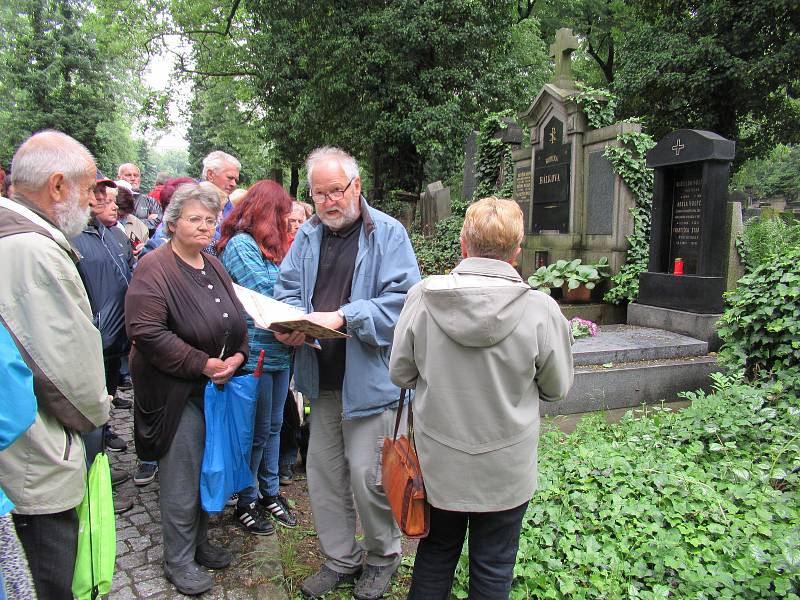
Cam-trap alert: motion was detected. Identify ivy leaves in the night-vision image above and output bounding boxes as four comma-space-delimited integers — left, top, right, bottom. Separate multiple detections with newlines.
604, 128, 656, 305
450, 379, 800, 599
571, 86, 655, 305
411, 110, 518, 276
717, 246, 800, 385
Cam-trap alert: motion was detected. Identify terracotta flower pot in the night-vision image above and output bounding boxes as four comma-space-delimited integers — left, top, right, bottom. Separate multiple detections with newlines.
561, 283, 592, 303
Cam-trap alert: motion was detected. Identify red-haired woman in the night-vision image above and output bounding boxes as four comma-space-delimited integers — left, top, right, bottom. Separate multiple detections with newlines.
218, 180, 297, 534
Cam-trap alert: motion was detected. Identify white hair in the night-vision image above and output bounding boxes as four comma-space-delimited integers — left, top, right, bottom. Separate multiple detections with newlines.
202, 151, 241, 177
162, 182, 223, 239
306, 147, 360, 187
11, 130, 93, 191
117, 162, 140, 177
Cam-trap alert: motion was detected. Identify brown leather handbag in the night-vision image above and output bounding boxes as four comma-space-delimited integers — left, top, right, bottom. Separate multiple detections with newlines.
381, 389, 429, 538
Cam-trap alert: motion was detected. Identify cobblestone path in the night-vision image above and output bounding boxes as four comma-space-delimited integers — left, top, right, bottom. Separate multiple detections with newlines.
108, 387, 289, 599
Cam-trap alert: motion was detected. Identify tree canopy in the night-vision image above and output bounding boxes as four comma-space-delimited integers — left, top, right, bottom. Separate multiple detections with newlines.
1, 0, 798, 196
612, 0, 800, 161
168, 0, 549, 197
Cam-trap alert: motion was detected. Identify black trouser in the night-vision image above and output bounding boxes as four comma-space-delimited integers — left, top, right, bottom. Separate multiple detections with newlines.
13, 509, 79, 600
407, 501, 529, 600
104, 354, 121, 398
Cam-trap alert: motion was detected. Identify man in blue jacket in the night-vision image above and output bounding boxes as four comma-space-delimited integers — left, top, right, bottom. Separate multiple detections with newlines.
72, 172, 134, 476
274, 147, 420, 600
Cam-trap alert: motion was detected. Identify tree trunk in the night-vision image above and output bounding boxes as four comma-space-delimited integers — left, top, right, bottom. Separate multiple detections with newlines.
289, 164, 299, 198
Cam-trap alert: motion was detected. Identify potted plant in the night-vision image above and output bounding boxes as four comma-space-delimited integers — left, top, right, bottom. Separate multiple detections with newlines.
527, 257, 610, 302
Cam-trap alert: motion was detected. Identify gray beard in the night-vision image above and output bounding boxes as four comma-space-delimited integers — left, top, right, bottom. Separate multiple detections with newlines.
319, 198, 360, 232
53, 189, 90, 238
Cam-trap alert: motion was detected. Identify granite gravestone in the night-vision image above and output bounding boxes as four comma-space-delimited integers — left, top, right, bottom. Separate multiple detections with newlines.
419, 181, 451, 236
515, 27, 638, 279
586, 150, 616, 235
532, 116, 571, 233
462, 131, 479, 201
512, 154, 533, 233
638, 129, 735, 313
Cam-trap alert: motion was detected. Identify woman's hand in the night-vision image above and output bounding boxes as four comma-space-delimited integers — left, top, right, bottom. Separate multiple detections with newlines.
204, 353, 245, 385
202, 358, 226, 379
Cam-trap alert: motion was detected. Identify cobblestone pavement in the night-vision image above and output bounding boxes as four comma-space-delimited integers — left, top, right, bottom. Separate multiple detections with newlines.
108, 387, 289, 599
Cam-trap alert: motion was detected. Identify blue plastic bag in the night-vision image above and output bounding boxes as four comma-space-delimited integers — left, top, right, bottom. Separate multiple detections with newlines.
200, 352, 263, 513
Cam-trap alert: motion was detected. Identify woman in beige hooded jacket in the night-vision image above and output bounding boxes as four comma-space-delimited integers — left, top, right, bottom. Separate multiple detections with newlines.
390, 196, 574, 599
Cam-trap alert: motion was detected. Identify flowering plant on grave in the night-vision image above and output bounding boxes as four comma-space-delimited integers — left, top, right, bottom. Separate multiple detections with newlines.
570, 317, 598, 340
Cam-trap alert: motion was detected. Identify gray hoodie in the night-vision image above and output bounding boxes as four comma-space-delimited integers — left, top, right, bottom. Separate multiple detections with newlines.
390, 256, 573, 512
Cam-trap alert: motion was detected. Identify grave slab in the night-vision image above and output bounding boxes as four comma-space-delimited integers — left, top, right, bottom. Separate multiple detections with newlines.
544, 355, 719, 415
571, 325, 708, 366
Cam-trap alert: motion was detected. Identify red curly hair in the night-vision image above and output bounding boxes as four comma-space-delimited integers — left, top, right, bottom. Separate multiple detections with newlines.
217, 179, 292, 263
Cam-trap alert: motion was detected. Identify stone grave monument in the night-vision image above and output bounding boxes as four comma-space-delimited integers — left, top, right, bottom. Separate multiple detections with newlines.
461, 131, 479, 201
507, 31, 727, 416
515, 27, 638, 280
628, 129, 743, 350
418, 181, 451, 235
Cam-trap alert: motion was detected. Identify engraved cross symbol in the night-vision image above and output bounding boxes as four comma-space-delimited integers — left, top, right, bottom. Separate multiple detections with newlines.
549, 127, 557, 144
672, 139, 685, 156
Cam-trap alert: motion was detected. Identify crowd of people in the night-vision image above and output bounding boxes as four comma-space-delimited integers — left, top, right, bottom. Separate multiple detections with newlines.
0, 130, 574, 600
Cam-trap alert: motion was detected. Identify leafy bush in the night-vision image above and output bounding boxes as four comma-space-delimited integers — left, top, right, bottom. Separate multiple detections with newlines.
411, 215, 464, 276
717, 246, 800, 383
731, 144, 800, 205
736, 214, 800, 272
527, 257, 610, 294
452, 376, 800, 599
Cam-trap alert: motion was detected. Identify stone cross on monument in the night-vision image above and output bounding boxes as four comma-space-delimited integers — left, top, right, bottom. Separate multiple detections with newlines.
549, 28, 579, 89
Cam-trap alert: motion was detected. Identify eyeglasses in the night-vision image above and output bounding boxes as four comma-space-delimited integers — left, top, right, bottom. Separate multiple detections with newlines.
181, 215, 218, 228
310, 179, 354, 204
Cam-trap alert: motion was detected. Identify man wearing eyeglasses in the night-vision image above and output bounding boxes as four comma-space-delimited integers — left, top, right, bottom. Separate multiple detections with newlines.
274, 147, 420, 600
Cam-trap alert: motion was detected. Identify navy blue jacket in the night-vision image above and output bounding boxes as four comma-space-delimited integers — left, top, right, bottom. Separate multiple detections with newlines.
72, 220, 133, 355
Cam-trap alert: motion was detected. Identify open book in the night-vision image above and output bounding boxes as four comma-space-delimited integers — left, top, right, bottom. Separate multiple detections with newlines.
233, 284, 348, 347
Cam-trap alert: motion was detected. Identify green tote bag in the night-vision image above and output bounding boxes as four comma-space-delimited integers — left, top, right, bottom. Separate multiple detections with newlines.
72, 451, 117, 600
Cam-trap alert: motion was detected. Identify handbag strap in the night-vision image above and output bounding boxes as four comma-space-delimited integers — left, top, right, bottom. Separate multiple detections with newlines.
392, 389, 410, 441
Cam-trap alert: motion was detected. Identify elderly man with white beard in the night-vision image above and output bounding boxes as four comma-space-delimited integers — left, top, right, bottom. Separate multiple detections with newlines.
0, 130, 110, 598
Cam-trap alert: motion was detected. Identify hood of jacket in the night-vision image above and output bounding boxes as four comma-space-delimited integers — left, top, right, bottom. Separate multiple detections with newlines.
422, 257, 531, 348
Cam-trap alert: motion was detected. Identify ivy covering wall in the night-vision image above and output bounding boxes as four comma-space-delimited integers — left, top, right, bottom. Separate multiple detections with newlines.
573, 86, 655, 305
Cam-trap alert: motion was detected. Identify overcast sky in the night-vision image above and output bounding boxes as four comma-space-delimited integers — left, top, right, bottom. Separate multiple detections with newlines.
143, 37, 190, 151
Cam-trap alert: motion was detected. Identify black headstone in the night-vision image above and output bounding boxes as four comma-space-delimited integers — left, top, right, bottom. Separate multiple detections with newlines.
638, 129, 735, 314
532, 116, 570, 233
586, 151, 615, 235
513, 164, 532, 233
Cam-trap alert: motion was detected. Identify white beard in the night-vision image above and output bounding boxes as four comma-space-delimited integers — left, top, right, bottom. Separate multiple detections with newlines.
53, 187, 90, 238
318, 197, 360, 231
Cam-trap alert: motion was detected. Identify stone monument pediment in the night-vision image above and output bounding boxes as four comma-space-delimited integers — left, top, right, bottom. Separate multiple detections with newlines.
647, 129, 736, 169
518, 83, 583, 140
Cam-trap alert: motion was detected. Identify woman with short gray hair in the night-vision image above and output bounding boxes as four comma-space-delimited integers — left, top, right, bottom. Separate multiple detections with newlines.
390, 197, 574, 599
125, 181, 249, 595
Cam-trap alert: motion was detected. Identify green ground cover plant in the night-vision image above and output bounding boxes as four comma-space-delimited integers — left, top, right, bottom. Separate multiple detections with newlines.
736, 213, 800, 272
718, 245, 800, 386
450, 374, 799, 599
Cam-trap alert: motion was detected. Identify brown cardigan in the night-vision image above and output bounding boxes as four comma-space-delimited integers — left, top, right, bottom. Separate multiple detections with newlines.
125, 243, 249, 460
